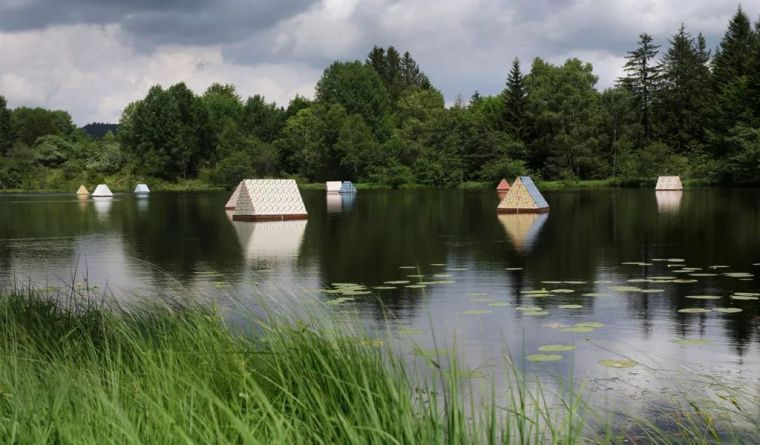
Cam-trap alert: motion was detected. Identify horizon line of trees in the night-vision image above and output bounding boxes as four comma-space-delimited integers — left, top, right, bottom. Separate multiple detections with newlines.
2, 5, 760, 190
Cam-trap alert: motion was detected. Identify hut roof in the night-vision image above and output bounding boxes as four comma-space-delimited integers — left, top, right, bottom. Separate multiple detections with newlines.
339, 181, 357, 193
92, 184, 113, 197
225, 181, 243, 210
497, 176, 549, 213
76, 185, 89, 196
655, 176, 683, 191
232, 179, 308, 221
134, 183, 150, 193
326, 181, 342, 193
496, 179, 510, 191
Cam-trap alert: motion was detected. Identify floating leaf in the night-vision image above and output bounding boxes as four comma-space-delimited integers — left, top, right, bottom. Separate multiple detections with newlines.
538, 344, 576, 352
430, 263, 446, 267
398, 266, 416, 269
609, 286, 642, 292
599, 359, 638, 368
685, 295, 721, 300
648, 276, 676, 280
689, 273, 718, 277
673, 279, 698, 284
373, 286, 397, 290
406, 274, 425, 278
678, 308, 710, 314
506, 267, 523, 271
627, 278, 649, 283
594, 280, 613, 284
550, 289, 575, 294
563, 281, 587, 285
526, 354, 563, 362
622, 262, 652, 266
332, 282, 360, 287
731, 295, 759, 301
543, 323, 569, 329
522, 289, 550, 294
638, 289, 664, 294
712, 307, 743, 313
709, 265, 730, 269
405, 284, 427, 289
667, 258, 685, 262
433, 273, 452, 278
515, 306, 544, 312
488, 302, 512, 307
462, 309, 492, 315
671, 338, 712, 346
734, 292, 760, 296
558, 304, 583, 309
341, 290, 372, 296
541, 281, 563, 284
724, 272, 753, 278
575, 321, 605, 329
523, 310, 550, 316
326, 297, 355, 305
385, 280, 410, 285
447, 267, 469, 271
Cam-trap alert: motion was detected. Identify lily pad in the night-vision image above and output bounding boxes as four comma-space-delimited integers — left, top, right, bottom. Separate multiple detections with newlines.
515, 306, 544, 312
538, 344, 576, 352
563, 281, 587, 285
462, 309, 493, 315
447, 267, 469, 271
522, 289, 550, 294
671, 338, 712, 345
523, 310, 550, 316
326, 297, 355, 305
385, 280, 410, 285
648, 276, 677, 280
526, 353, 563, 362
541, 280, 563, 284
398, 266, 416, 269
678, 308, 710, 313
575, 321, 605, 329
667, 258, 685, 262
341, 290, 372, 296
638, 289, 665, 294
712, 307, 743, 313
488, 302, 511, 307
430, 263, 446, 266
609, 286, 642, 292
689, 273, 718, 277
433, 273, 452, 278
731, 295, 759, 301
406, 274, 425, 278
709, 265, 730, 269
673, 279, 698, 284
373, 286, 397, 290
685, 295, 722, 300
505, 267, 523, 271
627, 278, 649, 283
550, 289, 575, 294
599, 359, 638, 368
405, 284, 427, 289
557, 304, 583, 309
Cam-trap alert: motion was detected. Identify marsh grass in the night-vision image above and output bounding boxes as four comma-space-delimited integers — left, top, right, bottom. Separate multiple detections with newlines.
0, 287, 757, 444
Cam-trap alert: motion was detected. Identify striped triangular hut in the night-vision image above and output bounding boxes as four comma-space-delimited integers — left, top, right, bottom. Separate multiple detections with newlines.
225, 181, 243, 210
655, 176, 683, 191
76, 185, 89, 196
339, 181, 357, 194
232, 179, 308, 221
497, 176, 549, 213
496, 179, 510, 192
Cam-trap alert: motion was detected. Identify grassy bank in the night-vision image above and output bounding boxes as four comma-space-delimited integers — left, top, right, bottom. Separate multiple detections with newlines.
1, 289, 758, 443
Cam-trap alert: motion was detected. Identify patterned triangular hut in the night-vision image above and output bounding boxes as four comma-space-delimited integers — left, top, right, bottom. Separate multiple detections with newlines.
497, 176, 549, 213
655, 176, 683, 191
326, 181, 342, 194
76, 185, 89, 196
92, 184, 113, 197
496, 179, 510, 192
232, 179, 308, 221
225, 181, 243, 210
339, 181, 357, 194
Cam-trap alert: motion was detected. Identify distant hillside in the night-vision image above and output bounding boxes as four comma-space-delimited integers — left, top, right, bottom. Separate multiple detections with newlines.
82, 122, 118, 138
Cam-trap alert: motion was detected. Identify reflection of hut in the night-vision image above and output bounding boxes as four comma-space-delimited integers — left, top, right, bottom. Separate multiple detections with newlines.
496, 179, 510, 192
655, 176, 683, 191
232, 220, 307, 262
134, 183, 150, 194
497, 176, 549, 213
498, 213, 549, 252
232, 179, 308, 221
326, 181, 342, 194
76, 185, 89, 196
225, 181, 243, 210
341, 192, 356, 211
339, 181, 357, 194
92, 197, 112, 220
92, 184, 113, 197
656, 191, 683, 213
327, 193, 342, 213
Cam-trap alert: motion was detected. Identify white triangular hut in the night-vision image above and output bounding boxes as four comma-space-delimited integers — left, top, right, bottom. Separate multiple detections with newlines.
498, 213, 548, 252
134, 183, 150, 194
92, 184, 113, 198
497, 176, 549, 213
232, 179, 308, 221
655, 176, 683, 191
326, 181, 342, 194
225, 181, 243, 210
76, 185, 89, 196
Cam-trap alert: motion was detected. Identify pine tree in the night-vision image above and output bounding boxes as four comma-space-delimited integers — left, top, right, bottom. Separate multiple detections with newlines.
502, 58, 527, 139
712, 6, 755, 87
619, 34, 661, 146
366, 46, 387, 80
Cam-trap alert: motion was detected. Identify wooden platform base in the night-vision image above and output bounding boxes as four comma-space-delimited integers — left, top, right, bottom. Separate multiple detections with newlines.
655, 189, 683, 191
232, 214, 308, 221
225, 206, 235, 210
497, 208, 550, 214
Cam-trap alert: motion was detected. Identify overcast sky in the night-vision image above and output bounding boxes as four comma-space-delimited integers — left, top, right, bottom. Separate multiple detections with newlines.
1, 0, 759, 125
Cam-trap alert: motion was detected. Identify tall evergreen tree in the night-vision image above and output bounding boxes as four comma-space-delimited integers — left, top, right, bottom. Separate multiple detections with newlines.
0, 96, 15, 155
712, 6, 755, 87
366, 46, 387, 80
502, 58, 527, 140
619, 34, 661, 147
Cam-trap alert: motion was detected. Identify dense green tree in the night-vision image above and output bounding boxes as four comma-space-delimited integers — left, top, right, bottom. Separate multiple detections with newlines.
334, 114, 379, 180
12, 107, 75, 146
619, 34, 661, 146
243, 95, 286, 143
598, 87, 638, 178
502, 58, 528, 139
315, 61, 390, 129
0, 96, 14, 155
712, 7, 755, 87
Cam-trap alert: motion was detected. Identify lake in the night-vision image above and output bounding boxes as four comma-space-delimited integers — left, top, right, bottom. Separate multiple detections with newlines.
1, 188, 759, 415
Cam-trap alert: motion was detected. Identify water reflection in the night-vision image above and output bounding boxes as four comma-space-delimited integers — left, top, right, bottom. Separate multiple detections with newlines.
92, 197, 113, 221
655, 191, 683, 214
326, 193, 342, 213
497, 213, 548, 252
341, 192, 356, 212
231, 220, 307, 262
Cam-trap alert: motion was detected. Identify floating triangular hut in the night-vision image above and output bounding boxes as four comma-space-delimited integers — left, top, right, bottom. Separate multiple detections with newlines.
232, 179, 308, 221
496, 179, 510, 192
497, 176, 549, 213
76, 185, 89, 196
225, 181, 243, 210
134, 183, 150, 194
326, 181, 342, 194
655, 176, 683, 191
91, 184, 113, 198
339, 181, 357, 194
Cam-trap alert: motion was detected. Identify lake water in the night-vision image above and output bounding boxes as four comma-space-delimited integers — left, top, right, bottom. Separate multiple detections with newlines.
1, 189, 759, 416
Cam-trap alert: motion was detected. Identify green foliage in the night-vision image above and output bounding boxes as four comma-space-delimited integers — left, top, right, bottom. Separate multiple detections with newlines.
618, 141, 688, 183
12, 107, 75, 146
0, 96, 14, 155
315, 61, 390, 129
619, 34, 661, 146
502, 58, 527, 138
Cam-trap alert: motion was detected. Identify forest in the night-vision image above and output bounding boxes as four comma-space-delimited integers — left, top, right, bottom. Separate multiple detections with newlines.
1, 7, 760, 190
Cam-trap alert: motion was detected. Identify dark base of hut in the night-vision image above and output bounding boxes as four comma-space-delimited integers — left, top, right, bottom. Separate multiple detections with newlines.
655, 189, 683, 191
497, 208, 550, 214
224, 206, 235, 210
232, 214, 308, 221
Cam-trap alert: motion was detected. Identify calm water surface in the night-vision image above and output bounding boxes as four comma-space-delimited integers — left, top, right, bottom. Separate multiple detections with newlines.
1, 189, 759, 412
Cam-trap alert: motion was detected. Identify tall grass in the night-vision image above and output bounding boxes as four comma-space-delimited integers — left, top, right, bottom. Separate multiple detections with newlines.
0, 288, 756, 443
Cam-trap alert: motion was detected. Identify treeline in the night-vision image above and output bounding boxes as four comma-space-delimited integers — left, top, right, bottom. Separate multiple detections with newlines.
2, 7, 760, 190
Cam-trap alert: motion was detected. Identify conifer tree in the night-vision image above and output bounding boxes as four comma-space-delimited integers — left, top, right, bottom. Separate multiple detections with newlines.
619, 34, 661, 146
502, 58, 527, 140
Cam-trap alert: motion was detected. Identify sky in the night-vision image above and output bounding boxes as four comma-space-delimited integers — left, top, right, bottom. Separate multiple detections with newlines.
1, 0, 759, 125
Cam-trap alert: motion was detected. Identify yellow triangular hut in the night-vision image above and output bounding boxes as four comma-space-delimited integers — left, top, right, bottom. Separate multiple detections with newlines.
232, 179, 308, 221
497, 176, 549, 213
655, 176, 683, 191
225, 181, 243, 210
76, 185, 89, 196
